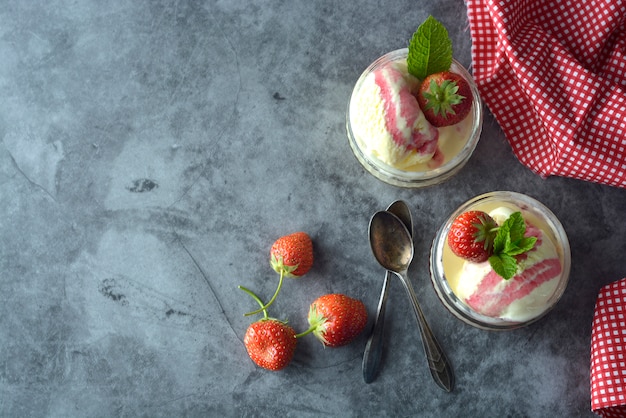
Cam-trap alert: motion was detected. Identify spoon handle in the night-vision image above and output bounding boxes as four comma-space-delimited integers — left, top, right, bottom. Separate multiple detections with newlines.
396, 271, 454, 392
362, 270, 391, 383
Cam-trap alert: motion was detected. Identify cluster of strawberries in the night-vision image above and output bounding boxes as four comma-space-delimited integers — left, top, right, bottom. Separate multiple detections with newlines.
240, 232, 368, 371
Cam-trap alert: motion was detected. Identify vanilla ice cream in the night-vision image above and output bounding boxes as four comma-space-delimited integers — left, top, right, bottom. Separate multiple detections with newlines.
430, 192, 570, 330
348, 53, 475, 172
442, 204, 565, 323
445, 207, 563, 322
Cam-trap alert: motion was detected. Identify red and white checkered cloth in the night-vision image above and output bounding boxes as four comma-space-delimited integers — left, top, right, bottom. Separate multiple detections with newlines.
591, 278, 626, 417
466, 0, 626, 188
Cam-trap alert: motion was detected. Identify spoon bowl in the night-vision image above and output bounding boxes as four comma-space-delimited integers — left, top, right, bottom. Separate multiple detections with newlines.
388, 201, 413, 238
369, 212, 413, 273
369, 211, 454, 392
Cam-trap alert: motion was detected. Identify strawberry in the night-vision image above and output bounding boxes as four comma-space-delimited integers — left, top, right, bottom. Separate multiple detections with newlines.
244, 319, 297, 371
244, 232, 314, 317
447, 210, 498, 263
270, 232, 313, 278
306, 294, 367, 347
416, 71, 473, 127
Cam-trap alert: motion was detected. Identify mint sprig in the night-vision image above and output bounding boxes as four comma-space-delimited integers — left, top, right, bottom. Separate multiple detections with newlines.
488, 212, 537, 280
407, 15, 453, 80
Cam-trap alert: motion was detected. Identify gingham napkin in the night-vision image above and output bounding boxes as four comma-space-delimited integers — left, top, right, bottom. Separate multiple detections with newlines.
591, 278, 626, 417
466, 0, 626, 188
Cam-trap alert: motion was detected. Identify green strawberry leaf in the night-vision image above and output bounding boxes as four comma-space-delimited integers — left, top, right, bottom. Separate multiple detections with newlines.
489, 253, 518, 281
407, 16, 452, 80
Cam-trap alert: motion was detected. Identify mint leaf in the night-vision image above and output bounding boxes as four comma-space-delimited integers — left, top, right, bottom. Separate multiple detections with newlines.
493, 219, 510, 253
489, 253, 518, 281
407, 16, 453, 79
489, 211, 538, 280
506, 212, 526, 242
517, 236, 537, 253
506, 237, 537, 256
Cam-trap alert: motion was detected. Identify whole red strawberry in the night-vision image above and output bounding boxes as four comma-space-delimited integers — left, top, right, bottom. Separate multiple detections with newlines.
306, 294, 367, 347
243, 232, 314, 317
270, 232, 314, 278
416, 71, 473, 127
447, 210, 498, 263
244, 319, 297, 371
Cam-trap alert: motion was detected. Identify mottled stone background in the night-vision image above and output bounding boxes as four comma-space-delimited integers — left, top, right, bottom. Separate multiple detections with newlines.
1, 1, 624, 417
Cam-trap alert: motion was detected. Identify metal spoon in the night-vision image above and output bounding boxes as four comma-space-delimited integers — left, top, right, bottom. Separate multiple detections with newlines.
369, 210, 454, 392
362, 200, 413, 383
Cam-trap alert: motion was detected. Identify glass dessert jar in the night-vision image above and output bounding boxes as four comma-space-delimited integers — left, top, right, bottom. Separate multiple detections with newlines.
346, 48, 483, 188
429, 191, 571, 330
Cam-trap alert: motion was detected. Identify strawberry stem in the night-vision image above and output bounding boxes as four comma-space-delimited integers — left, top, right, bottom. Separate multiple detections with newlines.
294, 303, 327, 343
238, 285, 268, 319
295, 327, 315, 339
243, 270, 285, 317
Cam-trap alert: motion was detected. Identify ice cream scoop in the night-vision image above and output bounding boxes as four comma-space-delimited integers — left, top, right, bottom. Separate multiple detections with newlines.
350, 61, 439, 169
451, 207, 562, 322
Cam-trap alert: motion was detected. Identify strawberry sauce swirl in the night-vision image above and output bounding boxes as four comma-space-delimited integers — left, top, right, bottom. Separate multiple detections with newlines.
374, 65, 439, 156
465, 223, 562, 318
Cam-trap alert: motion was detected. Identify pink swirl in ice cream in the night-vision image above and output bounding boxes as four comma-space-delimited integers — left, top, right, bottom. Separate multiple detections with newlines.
446, 207, 563, 322
373, 63, 439, 156
350, 61, 440, 169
